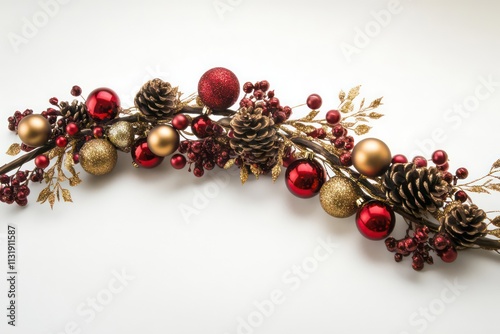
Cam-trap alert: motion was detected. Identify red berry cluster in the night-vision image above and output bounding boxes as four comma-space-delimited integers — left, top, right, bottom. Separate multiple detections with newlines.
240, 80, 292, 125
7, 109, 33, 132
385, 226, 434, 271
430, 232, 458, 263
177, 137, 232, 177
0, 169, 43, 206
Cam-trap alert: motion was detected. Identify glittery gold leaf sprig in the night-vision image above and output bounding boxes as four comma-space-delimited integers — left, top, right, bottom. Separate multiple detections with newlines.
6, 143, 21, 156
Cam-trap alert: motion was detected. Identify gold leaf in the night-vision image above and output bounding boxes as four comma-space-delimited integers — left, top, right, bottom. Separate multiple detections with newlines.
359, 98, 365, 110
240, 166, 248, 185
44, 168, 54, 183
368, 97, 383, 109
291, 122, 317, 134
6, 143, 21, 156
354, 124, 371, 135
491, 216, 500, 227
224, 159, 235, 170
347, 86, 361, 101
491, 159, 500, 170
48, 147, 64, 159
69, 176, 82, 187
355, 117, 368, 122
58, 172, 67, 183
488, 229, 500, 238
64, 152, 74, 170
368, 112, 384, 119
467, 186, 490, 194
48, 193, 56, 209
301, 109, 320, 122
486, 183, 500, 192
37, 188, 51, 203
62, 189, 72, 202
339, 90, 346, 103
342, 121, 356, 128
340, 101, 354, 113
272, 164, 282, 182
250, 165, 261, 179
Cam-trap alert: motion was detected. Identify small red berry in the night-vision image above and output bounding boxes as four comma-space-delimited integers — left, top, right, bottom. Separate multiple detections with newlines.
49, 97, 59, 105
172, 114, 190, 130
71, 85, 82, 97
412, 156, 427, 168
456, 167, 469, 179
55, 136, 68, 147
439, 246, 458, 263
454, 190, 468, 203
35, 155, 50, 169
65, 122, 79, 136
332, 124, 345, 138
392, 154, 408, 164
340, 152, 352, 167
325, 110, 341, 125
170, 154, 187, 169
306, 94, 322, 110
93, 126, 104, 138
437, 162, 449, 171
259, 80, 270, 92
432, 150, 448, 166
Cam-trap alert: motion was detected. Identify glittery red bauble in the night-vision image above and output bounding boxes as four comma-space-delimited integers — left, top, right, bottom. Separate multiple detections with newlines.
197, 67, 240, 110
131, 138, 164, 168
86, 88, 120, 122
191, 115, 213, 138
356, 201, 395, 240
285, 159, 325, 198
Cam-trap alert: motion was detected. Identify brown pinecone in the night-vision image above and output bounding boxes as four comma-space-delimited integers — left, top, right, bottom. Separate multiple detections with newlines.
230, 106, 280, 169
59, 100, 90, 128
382, 163, 452, 217
134, 78, 179, 117
440, 202, 487, 248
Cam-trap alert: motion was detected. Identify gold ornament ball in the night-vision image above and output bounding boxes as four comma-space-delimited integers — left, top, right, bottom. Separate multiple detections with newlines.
352, 138, 392, 177
147, 125, 180, 157
79, 139, 118, 176
108, 121, 135, 151
319, 176, 364, 218
17, 114, 51, 147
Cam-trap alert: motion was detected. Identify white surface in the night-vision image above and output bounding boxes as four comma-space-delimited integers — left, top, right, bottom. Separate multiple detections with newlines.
1, 1, 500, 333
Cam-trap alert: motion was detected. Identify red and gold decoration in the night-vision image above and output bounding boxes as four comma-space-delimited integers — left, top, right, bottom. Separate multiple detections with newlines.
2, 67, 500, 272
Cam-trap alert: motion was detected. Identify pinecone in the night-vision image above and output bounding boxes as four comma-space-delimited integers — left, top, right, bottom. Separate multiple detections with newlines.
382, 163, 452, 217
229, 106, 280, 169
440, 202, 487, 248
59, 100, 90, 128
134, 78, 179, 117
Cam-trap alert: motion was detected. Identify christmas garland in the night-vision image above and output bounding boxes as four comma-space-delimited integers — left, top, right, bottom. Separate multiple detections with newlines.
1, 67, 500, 271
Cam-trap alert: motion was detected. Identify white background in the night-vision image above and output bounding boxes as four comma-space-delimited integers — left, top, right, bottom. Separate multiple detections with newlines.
1, 0, 500, 333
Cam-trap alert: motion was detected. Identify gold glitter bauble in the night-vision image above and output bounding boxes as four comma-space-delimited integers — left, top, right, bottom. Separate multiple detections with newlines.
108, 121, 135, 151
147, 125, 179, 157
17, 114, 51, 147
79, 139, 117, 176
319, 176, 364, 218
352, 138, 392, 177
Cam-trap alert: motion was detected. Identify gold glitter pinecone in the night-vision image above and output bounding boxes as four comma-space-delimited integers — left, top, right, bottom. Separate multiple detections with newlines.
440, 202, 487, 249
382, 163, 452, 217
59, 100, 90, 128
229, 106, 280, 169
134, 78, 179, 117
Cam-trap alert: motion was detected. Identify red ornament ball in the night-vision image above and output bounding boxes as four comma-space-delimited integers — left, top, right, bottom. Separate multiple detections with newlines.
191, 115, 213, 138
35, 155, 50, 169
306, 94, 322, 110
198, 67, 240, 110
412, 156, 428, 168
356, 201, 395, 240
55, 136, 68, 148
86, 87, 120, 122
285, 159, 325, 198
439, 246, 458, 263
131, 138, 164, 168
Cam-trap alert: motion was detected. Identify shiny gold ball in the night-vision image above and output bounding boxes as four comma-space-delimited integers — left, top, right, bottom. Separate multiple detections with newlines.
147, 125, 179, 157
352, 138, 392, 177
319, 176, 364, 218
108, 121, 135, 151
79, 139, 117, 176
17, 114, 51, 147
